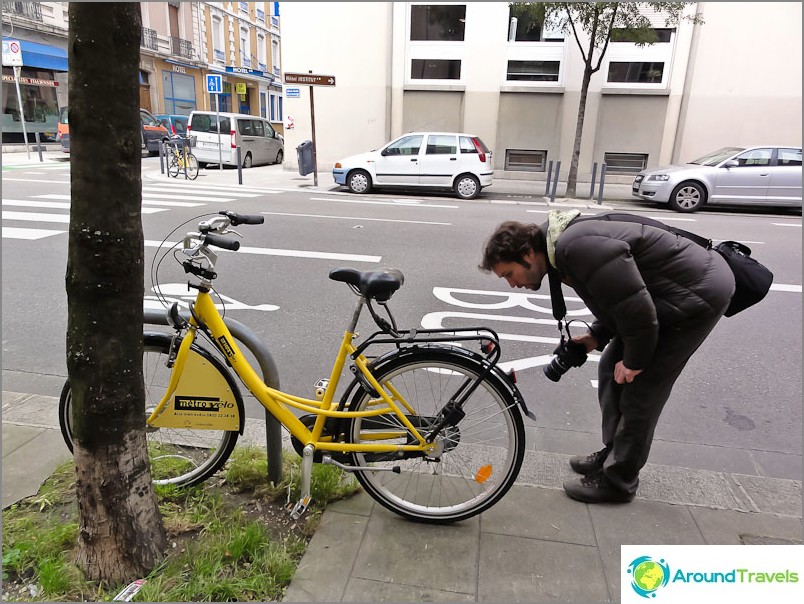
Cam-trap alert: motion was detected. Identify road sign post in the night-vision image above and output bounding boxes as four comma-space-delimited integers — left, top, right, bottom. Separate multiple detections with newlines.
284, 72, 336, 186
206, 74, 224, 170
3, 40, 30, 158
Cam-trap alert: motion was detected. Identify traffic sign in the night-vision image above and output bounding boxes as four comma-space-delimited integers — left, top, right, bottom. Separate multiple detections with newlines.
284, 72, 336, 87
286, 87, 300, 98
2, 39, 23, 67
206, 73, 223, 94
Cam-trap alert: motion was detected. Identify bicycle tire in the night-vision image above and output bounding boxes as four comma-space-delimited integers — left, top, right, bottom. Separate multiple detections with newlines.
347, 348, 525, 523
166, 153, 180, 178
58, 333, 240, 487
184, 153, 199, 180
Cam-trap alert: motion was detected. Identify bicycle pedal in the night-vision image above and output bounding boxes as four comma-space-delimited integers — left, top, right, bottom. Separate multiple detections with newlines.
289, 495, 312, 520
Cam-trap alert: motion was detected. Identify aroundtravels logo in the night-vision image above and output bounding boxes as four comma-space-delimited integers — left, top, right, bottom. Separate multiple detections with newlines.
627, 556, 671, 598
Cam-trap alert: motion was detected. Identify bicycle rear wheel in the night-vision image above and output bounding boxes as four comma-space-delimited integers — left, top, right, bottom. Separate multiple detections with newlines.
184, 153, 199, 180
347, 348, 525, 523
166, 152, 180, 178
58, 333, 240, 487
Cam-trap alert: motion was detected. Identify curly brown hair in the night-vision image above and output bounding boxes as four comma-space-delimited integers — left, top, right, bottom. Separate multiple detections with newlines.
478, 221, 544, 272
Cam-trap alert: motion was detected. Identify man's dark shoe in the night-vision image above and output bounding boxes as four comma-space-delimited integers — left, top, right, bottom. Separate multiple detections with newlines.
569, 447, 609, 475
563, 471, 635, 504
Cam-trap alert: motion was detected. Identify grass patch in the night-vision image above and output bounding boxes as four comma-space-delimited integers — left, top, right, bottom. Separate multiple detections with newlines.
1, 447, 360, 602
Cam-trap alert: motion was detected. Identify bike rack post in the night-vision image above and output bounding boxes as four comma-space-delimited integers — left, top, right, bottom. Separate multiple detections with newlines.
597, 163, 607, 205
236, 146, 243, 185
550, 160, 561, 203
544, 160, 554, 196
34, 132, 43, 162
143, 308, 284, 484
589, 162, 598, 200
159, 141, 165, 175
182, 138, 189, 180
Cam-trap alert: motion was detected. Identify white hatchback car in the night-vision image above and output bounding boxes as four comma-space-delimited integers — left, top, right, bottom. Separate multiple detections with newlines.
632, 145, 802, 212
332, 132, 493, 200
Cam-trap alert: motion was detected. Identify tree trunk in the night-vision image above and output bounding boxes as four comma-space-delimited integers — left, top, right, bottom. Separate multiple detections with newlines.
565, 66, 593, 199
66, 3, 166, 583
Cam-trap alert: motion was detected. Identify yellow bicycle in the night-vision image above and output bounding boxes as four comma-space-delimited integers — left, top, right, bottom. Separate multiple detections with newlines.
164, 136, 199, 180
59, 211, 531, 522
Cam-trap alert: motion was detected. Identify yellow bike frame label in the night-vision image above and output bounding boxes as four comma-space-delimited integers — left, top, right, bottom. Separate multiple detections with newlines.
149, 348, 240, 431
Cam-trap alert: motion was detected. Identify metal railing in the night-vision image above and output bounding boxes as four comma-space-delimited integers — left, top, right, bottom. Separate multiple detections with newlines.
170, 36, 194, 59
141, 27, 158, 51
3, 1, 42, 21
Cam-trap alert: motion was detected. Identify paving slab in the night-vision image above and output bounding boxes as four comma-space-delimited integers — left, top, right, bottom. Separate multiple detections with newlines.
732, 473, 803, 517
2, 427, 71, 509
689, 507, 803, 545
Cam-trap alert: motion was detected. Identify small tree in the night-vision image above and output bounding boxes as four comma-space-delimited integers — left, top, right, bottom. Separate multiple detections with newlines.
66, 2, 166, 583
530, 2, 702, 197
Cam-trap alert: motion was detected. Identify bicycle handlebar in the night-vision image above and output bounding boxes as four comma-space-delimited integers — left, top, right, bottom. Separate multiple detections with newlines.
219, 211, 264, 226
204, 232, 240, 251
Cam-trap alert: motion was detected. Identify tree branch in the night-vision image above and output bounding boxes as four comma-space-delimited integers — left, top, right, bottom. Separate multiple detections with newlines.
592, 3, 619, 73
563, 2, 588, 64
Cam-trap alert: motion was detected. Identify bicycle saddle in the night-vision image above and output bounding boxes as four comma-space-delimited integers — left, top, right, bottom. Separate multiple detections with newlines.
329, 267, 404, 302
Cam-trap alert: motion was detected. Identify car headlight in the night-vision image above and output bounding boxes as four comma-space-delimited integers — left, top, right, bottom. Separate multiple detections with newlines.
648, 174, 670, 182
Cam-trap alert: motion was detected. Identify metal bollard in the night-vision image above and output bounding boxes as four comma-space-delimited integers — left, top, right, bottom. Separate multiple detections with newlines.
159, 141, 165, 175
550, 160, 561, 203
597, 163, 607, 205
34, 132, 44, 162
589, 162, 598, 200
236, 146, 243, 185
545, 160, 554, 196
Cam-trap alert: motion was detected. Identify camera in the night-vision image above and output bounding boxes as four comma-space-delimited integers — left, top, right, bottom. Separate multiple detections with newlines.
543, 338, 588, 382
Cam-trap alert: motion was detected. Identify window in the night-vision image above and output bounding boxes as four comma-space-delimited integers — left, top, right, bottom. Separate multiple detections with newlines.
505, 149, 547, 172
411, 59, 461, 80
240, 27, 250, 67
777, 148, 802, 167
162, 71, 197, 115
604, 152, 648, 175
611, 28, 673, 43
271, 39, 280, 74
257, 33, 267, 71
734, 148, 772, 167
410, 4, 466, 41
506, 60, 559, 82
190, 113, 231, 134
252, 120, 265, 137
507, 4, 563, 41
212, 16, 224, 62
238, 119, 255, 135
426, 134, 457, 155
383, 135, 424, 156
607, 62, 664, 83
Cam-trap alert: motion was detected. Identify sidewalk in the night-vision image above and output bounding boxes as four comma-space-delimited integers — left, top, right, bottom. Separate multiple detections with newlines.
2, 391, 801, 602
2, 145, 633, 208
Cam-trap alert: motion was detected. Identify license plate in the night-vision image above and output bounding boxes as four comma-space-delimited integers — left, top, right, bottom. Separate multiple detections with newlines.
199, 141, 217, 149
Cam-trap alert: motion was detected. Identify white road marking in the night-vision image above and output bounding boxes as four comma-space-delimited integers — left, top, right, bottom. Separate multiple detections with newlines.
144, 240, 381, 263
3, 199, 70, 209
142, 186, 261, 198
260, 211, 451, 226
309, 197, 458, 209
2, 227, 66, 240
1, 178, 70, 184
770, 284, 802, 292
772, 222, 802, 227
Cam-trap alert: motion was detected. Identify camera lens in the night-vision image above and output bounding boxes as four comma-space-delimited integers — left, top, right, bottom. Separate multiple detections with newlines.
543, 357, 570, 382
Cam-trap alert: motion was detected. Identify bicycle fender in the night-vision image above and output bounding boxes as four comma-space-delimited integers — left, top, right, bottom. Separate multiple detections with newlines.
145, 332, 246, 434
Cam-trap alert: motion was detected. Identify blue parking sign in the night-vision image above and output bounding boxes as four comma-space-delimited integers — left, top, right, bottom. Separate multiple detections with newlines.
206, 74, 223, 94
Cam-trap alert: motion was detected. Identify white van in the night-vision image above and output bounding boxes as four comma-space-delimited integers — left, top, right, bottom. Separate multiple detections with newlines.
187, 111, 284, 168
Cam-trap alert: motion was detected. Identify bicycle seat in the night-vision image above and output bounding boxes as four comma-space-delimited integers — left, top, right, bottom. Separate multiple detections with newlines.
329, 267, 404, 301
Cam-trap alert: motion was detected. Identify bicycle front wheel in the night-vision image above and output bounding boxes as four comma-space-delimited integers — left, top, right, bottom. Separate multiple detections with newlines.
166, 153, 180, 178
347, 348, 525, 523
184, 153, 199, 180
58, 333, 240, 487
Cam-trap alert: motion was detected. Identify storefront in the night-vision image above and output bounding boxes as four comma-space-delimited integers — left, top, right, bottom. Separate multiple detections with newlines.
207, 65, 280, 131
1, 39, 68, 143
140, 57, 206, 117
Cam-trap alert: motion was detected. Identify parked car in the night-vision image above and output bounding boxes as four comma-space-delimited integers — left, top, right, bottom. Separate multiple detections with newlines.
187, 110, 284, 168
332, 132, 494, 200
56, 107, 169, 156
156, 114, 189, 137
57, 106, 69, 152
632, 146, 802, 212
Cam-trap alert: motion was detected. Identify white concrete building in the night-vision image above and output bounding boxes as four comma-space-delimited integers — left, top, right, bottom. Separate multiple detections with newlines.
279, 1, 802, 188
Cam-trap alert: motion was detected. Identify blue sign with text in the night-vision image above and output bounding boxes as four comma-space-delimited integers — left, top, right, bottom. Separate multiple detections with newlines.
286, 87, 300, 98
206, 74, 223, 94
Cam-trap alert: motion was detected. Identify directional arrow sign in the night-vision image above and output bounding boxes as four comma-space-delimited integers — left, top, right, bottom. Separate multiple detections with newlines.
284, 72, 336, 87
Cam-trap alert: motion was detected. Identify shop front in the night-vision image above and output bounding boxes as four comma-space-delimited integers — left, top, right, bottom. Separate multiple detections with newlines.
207, 66, 278, 121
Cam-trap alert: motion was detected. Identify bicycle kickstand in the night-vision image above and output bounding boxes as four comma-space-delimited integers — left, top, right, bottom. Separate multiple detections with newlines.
290, 443, 314, 520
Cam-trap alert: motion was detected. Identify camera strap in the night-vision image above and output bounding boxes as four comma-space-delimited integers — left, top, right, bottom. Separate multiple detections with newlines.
547, 267, 567, 326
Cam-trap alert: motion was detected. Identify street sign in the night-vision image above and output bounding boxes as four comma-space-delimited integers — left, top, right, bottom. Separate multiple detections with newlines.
206, 73, 223, 94
284, 72, 336, 87
286, 87, 300, 98
2, 39, 23, 67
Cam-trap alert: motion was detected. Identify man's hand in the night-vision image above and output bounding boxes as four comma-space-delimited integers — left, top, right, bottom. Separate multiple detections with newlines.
571, 333, 599, 353
614, 361, 643, 384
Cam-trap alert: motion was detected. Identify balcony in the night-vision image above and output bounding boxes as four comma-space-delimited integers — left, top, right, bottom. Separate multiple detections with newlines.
213, 49, 225, 63
141, 27, 158, 51
171, 36, 194, 60
3, 2, 43, 21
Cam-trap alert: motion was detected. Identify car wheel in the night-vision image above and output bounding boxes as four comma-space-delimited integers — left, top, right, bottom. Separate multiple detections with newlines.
275, 149, 284, 164
242, 152, 253, 169
197, 161, 207, 169
668, 181, 706, 212
454, 174, 480, 200
347, 169, 372, 194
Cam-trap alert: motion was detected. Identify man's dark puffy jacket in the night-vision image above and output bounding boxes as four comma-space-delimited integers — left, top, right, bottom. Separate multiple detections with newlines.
552, 220, 734, 370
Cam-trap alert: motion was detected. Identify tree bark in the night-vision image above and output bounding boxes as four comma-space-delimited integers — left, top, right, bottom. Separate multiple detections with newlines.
66, 2, 166, 583
566, 66, 594, 199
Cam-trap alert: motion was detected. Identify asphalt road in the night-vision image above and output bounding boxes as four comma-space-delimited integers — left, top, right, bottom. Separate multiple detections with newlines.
2, 157, 801, 482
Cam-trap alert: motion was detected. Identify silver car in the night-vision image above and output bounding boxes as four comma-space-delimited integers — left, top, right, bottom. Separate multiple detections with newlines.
632, 146, 802, 212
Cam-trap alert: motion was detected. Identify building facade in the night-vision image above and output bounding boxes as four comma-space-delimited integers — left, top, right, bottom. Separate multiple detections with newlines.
2, 2, 283, 143
279, 2, 802, 187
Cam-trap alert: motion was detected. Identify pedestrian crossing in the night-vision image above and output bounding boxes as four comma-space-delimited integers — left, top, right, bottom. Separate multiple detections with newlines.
1, 179, 273, 241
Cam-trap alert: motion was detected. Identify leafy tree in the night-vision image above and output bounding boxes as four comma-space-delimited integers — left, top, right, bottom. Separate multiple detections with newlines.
66, 2, 166, 583
529, 2, 703, 197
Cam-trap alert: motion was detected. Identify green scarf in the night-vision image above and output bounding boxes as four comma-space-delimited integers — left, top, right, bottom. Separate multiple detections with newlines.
546, 209, 581, 269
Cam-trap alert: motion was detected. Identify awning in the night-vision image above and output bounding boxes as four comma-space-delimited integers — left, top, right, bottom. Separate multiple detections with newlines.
20, 40, 68, 71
